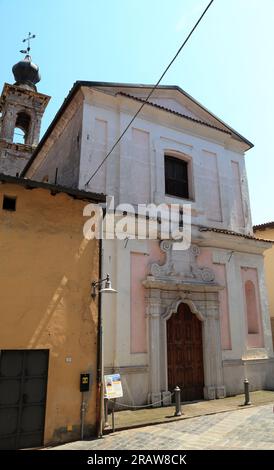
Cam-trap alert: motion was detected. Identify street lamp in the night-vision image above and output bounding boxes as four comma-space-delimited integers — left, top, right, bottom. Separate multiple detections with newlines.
91, 274, 117, 298
91, 274, 117, 438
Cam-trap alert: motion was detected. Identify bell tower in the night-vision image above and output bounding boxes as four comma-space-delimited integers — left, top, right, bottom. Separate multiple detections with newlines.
0, 33, 50, 176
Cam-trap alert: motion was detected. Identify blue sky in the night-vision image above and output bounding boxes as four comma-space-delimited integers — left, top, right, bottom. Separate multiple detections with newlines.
1, 0, 273, 225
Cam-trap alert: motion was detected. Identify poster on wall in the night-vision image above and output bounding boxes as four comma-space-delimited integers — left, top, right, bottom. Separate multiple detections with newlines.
104, 373, 123, 399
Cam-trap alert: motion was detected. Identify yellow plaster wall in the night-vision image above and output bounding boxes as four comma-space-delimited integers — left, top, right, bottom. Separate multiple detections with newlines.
0, 183, 99, 445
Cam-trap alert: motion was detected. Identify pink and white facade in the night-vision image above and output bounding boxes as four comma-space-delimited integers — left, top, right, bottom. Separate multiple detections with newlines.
23, 82, 274, 405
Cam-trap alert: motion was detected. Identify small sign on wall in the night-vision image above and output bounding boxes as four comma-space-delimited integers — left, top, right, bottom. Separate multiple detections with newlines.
80, 373, 90, 392
104, 373, 123, 399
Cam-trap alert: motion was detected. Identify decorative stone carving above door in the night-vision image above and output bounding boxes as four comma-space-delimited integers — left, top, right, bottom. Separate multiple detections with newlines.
149, 240, 215, 283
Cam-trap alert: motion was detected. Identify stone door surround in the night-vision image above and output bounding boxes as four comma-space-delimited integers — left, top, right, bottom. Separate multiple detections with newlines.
143, 241, 226, 406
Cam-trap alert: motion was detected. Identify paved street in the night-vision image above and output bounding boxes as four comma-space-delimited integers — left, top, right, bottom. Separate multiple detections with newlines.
53, 404, 274, 450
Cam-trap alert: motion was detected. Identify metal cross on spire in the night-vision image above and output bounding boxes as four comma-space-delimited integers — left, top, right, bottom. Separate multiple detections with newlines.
20, 32, 36, 55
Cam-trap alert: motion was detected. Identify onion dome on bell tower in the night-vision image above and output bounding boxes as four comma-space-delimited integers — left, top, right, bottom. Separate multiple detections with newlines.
12, 33, 41, 91
12, 54, 41, 91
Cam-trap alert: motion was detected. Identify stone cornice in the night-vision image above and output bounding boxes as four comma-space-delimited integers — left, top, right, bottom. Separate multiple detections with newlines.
196, 229, 271, 253
143, 276, 224, 292
0, 82, 50, 109
0, 138, 33, 153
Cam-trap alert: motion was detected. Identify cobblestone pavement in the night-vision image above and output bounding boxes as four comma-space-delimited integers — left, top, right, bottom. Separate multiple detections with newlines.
52, 404, 274, 450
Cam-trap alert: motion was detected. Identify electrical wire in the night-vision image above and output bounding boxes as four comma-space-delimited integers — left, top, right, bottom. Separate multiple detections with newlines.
85, 0, 214, 187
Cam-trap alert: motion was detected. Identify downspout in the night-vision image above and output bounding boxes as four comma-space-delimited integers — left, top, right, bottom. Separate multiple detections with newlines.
95, 236, 103, 437
96, 229, 106, 438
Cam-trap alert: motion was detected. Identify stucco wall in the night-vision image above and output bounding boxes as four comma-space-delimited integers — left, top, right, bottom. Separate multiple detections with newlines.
254, 227, 274, 345
0, 183, 99, 445
197, 248, 231, 351
254, 228, 274, 317
102, 239, 165, 405
28, 98, 84, 188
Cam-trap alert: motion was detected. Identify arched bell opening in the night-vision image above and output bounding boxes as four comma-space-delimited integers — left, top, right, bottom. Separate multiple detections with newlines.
13, 112, 31, 144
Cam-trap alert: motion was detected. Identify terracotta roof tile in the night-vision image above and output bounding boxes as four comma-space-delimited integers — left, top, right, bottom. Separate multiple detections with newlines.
117, 92, 232, 136
199, 226, 273, 243
253, 222, 274, 231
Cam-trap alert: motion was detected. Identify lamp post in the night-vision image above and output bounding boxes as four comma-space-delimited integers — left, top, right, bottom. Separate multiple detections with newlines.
91, 274, 117, 438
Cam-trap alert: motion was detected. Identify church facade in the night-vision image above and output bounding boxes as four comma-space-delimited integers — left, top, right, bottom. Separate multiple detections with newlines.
22, 82, 274, 406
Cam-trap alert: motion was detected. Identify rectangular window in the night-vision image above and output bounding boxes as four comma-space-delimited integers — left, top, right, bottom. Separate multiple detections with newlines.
2, 195, 16, 211
165, 155, 189, 199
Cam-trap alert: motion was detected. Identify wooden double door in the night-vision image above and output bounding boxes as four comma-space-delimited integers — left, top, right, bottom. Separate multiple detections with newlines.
167, 303, 204, 402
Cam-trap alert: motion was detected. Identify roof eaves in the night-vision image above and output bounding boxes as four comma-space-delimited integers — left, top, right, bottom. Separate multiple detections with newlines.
0, 173, 106, 203
199, 226, 273, 244
172, 85, 254, 150
253, 222, 274, 231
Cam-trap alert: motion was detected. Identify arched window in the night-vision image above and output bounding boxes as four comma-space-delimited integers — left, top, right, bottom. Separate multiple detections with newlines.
13, 112, 31, 144
245, 280, 259, 334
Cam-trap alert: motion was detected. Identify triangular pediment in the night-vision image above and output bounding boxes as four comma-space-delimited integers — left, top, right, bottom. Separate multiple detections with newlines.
122, 88, 221, 129
148, 97, 202, 121
90, 82, 253, 150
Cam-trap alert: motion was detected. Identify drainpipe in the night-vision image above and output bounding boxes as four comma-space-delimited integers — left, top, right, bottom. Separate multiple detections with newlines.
96, 237, 104, 438
80, 393, 86, 440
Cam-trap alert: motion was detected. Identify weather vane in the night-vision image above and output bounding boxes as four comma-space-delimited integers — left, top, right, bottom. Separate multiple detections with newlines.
20, 32, 36, 55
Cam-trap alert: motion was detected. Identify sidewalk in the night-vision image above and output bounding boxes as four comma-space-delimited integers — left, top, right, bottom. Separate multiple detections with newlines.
105, 390, 274, 433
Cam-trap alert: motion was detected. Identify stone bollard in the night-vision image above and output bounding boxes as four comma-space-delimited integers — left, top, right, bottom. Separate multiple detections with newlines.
244, 379, 251, 406
174, 386, 182, 416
